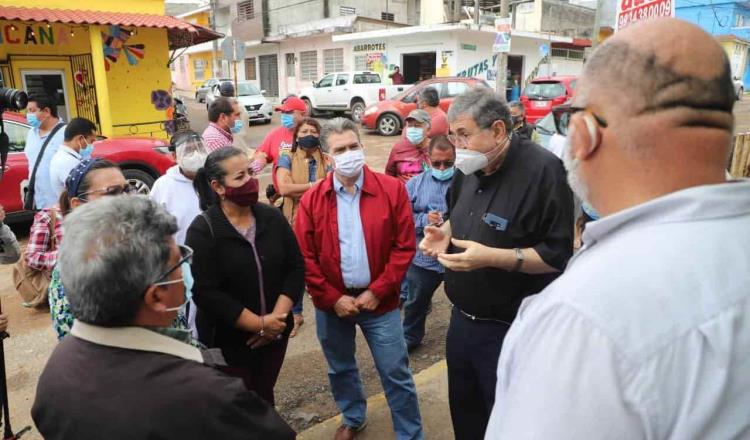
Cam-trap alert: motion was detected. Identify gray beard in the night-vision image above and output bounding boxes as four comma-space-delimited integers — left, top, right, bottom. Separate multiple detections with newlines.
563, 146, 591, 206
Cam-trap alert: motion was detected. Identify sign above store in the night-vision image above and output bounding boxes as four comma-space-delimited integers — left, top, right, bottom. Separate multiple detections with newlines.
353, 43, 386, 52
461, 43, 477, 51
0, 24, 74, 46
616, 0, 674, 31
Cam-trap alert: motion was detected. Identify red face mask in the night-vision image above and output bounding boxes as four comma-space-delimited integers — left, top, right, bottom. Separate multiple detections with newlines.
224, 177, 259, 206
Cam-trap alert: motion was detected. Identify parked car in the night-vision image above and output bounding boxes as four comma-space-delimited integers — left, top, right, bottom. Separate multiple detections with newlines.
360, 77, 490, 136
0, 111, 174, 222
195, 77, 230, 103
298, 71, 411, 123
520, 76, 577, 124
204, 80, 273, 125
734, 76, 744, 100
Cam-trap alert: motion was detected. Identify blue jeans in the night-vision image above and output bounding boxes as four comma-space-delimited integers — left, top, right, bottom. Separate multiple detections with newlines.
403, 265, 443, 349
316, 308, 424, 440
399, 278, 409, 304
292, 297, 303, 315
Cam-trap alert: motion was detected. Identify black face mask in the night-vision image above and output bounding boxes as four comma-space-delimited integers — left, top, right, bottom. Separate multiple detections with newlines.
512, 116, 524, 126
297, 135, 320, 150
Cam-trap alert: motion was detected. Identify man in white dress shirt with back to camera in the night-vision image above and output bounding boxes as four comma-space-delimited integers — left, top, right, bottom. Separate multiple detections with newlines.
487, 18, 750, 439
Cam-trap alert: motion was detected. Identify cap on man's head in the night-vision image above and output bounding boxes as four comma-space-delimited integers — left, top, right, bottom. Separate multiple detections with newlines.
405, 109, 431, 125
275, 96, 307, 113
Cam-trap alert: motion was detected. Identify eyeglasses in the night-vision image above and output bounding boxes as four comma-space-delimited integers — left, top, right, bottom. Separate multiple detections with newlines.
153, 245, 193, 286
552, 105, 608, 137
447, 133, 480, 148
78, 183, 134, 199
430, 160, 454, 169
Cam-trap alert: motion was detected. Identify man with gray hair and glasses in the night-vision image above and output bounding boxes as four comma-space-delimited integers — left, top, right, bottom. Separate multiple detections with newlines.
486, 18, 750, 439
420, 86, 574, 438
31, 196, 294, 440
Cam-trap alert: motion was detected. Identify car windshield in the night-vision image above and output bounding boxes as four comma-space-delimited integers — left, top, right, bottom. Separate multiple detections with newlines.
524, 82, 566, 100
237, 83, 261, 96
353, 73, 382, 84
534, 112, 557, 135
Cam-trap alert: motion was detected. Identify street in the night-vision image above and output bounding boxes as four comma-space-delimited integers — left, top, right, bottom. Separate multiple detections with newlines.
1, 92, 749, 440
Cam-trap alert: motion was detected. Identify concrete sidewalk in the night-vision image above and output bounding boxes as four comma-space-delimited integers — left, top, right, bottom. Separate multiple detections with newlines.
299, 360, 453, 440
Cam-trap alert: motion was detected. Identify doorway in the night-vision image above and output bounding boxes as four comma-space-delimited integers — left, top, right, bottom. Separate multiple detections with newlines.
21, 70, 71, 121
506, 55, 524, 101
402, 52, 436, 84
259, 54, 279, 97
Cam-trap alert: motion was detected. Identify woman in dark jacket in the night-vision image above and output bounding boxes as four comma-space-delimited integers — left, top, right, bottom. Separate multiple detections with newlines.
186, 147, 304, 405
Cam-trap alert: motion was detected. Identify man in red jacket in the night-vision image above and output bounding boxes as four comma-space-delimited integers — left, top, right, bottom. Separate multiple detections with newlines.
295, 118, 423, 440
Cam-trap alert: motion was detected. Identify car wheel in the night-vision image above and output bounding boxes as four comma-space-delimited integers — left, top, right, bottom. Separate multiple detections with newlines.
123, 169, 156, 195
302, 98, 316, 116
350, 101, 365, 123
377, 114, 401, 136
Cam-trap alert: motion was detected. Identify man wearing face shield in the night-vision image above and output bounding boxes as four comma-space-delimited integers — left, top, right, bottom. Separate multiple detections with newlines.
419, 87, 573, 439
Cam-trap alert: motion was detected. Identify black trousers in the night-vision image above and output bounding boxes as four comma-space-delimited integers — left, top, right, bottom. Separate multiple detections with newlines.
446, 307, 511, 440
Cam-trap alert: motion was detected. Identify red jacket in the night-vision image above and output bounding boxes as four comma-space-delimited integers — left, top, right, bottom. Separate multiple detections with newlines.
294, 166, 416, 314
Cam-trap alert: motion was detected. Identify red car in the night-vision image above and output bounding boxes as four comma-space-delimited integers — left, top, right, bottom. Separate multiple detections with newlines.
1, 111, 174, 222
360, 77, 490, 136
520, 75, 577, 124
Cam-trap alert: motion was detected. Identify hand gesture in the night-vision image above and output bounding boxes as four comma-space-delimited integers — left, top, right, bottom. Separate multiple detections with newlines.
419, 225, 451, 257
427, 211, 443, 226
354, 290, 380, 312
437, 238, 493, 272
333, 295, 360, 318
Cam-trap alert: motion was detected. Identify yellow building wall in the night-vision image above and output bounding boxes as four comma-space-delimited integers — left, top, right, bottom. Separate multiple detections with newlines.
103, 27, 173, 139
183, 12, 211, 28
0, 0, 165, 15
188, 51, 220, 90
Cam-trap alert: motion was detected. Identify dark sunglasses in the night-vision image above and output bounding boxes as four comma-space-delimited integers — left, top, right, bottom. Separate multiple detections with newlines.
552, 105, 608, 137
79, 183, 134, 199
431, 160, 455, 168
153, 245, 194, 284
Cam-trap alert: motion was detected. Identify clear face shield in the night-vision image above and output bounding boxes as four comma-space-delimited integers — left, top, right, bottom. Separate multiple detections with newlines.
173, 134, 208, 174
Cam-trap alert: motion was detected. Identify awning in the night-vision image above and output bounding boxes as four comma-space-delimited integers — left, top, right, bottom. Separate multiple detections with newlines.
0, 5, 223, 49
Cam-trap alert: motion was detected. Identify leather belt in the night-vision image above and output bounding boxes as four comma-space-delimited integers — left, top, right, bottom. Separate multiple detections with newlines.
345, 288, 367, 297
453, 305, 512, 326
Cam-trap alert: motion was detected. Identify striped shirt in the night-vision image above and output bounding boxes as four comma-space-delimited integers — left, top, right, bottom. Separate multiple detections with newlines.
405, 170, 451, 273
201, 122, 233, 152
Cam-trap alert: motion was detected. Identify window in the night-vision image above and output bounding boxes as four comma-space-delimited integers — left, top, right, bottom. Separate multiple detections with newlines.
286, 53, 296, 77
5, 121, 29, 152
244, 57, 257, 80
354, 55, 367, 71
318, 74, 334, 88
523, 82, 566, 99
551, 48, 567, 58
567, 49, 584, 60
444, 82, 469, 97
381, 12, 395, 21
194, 59, 205, 81
736, 14, 745, 27
237, 0, 255, 21
300, 50, 318, 81
336, 74, 349, 86
353, 73, 381, 84
323, 48, 344, 75
340, 6, 356, 15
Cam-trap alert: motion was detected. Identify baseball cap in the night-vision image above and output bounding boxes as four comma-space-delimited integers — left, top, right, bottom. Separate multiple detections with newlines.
405, 109, 431, 125
275, 96, 307, 113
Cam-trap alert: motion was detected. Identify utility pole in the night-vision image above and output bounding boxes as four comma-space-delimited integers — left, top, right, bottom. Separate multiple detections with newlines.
210, 0, 219, 77
495, 0, 510, 99
475, 0, 481, 24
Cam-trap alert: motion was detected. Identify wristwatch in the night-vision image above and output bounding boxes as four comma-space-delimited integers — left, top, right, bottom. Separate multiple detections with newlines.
512, 248, 524, 272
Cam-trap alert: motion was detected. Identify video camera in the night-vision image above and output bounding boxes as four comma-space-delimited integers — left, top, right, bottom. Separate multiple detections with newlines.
0, 87, 29, 180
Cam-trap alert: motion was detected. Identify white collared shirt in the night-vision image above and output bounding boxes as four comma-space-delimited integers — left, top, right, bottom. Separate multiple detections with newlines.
49, 145, 82, 199
487, 180, 750, 440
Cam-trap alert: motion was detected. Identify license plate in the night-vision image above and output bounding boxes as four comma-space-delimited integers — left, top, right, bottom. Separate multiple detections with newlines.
533, 101, 549, 108
249, 111, 259, 117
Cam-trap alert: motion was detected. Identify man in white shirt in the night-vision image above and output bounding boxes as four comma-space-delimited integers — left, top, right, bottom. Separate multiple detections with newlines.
49, 118, 98, 200
24, 94, 65, 209
487, 18, 750, 439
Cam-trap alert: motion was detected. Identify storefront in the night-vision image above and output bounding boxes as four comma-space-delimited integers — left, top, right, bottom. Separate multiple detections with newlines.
0, 3, 220, 139
333, 23, 590, 93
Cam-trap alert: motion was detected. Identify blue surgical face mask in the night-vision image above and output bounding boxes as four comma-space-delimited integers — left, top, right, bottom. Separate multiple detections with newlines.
79, 138, 95, 160
406, 127, 425, 145
26, 112, 42, 129
231, 119, 243, 134
431, 166, 455, 181
157, 262, 194, 312
281, 113, 295, 129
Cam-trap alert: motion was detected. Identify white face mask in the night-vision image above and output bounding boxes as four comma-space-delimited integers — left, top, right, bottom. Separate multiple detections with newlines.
334, 148, 366, 178
178, 151, 208, 174
454, 134, 511, 175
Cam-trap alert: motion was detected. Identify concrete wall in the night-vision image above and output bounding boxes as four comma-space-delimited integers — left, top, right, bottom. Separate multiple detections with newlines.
540, 0, 595, 38
267, 0, 410, 33
676, 0, 745, 38
514, 0, 544, 32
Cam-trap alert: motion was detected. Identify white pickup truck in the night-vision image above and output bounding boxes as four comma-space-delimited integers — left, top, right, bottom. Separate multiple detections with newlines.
298, 71, 411, 122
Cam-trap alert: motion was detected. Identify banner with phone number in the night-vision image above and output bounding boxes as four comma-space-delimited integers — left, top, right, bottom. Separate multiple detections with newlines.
616, 0, 674, 31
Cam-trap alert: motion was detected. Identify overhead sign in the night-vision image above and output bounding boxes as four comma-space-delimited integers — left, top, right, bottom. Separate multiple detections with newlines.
221, 36, 246, 61
538, 43, 550, 58
461, 43, 477, 51
493, 18, 512, 53
616, 0, 674, 31
353, 43, 386, 52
